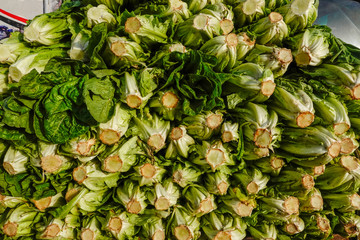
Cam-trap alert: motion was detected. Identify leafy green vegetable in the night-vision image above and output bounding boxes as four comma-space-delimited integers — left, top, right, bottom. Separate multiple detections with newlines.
0, 0, 360, 239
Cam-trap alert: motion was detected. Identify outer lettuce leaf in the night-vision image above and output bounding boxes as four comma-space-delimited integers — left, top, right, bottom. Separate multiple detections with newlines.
87, 23, 109, 69
1, 96, 34, 134
82, 76, 115, 123
34, 78, 90, 144
19, 58, 93, 100
0, 124, 38, 158
158, 51, 225, 115
0, 163, 72, 201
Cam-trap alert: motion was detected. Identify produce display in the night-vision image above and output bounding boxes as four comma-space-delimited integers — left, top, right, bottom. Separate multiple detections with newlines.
1, 0, 360, 239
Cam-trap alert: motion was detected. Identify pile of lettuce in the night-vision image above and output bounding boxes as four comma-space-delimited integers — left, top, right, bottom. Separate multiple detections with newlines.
1, 0, 360, 239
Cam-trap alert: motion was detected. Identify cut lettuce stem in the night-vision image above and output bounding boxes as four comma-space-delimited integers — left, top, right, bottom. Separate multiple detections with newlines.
302, 174, 315, 190
127, 198, 142, 214
317, 215, 331, 233
271, 156, 285, 171
292, 28, 330, 67
234, 201, 254, 217
147, 134, 165, 150
103, 155, 123, 173
200, 33, 239, 71
272, 168, 316, 192
125, 17, 142, 33
226, 32, 238, 47
155, 196, 170, 211
153, 230, 165, 240
32, 193, 62, 211
296, 52, 311, 66
76, 139, 96, 156
334, 123, 350, 136
3, 222, 18, 237
71, 162, 120, 191
307, 194, 323, 211
277, 48, 293, 64
271, 87, 315, 128
99, 129, 121, 145
204, 172, 230, 196
243, 0, 262, 15
140, 216, 165, 240
352, 85, 360, 100
202, 211, 247, 240
107, 216, 122, 233
73, 166, 87, 184
98, 103, 132, 145
252, 154, 284, 176
220, 19, 234, 35
253, 128, 271, 148
269, 12, 283, 23
221, 131, 233, 142
234, 168, 269, 195
39, 219, 67, 239
206, 113, 223, 130
340, 155, 359, 171
296, 111, 315, 128
206, 148, 226, 170
214, 232, 231, 240
184, 185, 216, 217
127, 94, 143, 109
140, 163, 157, 179
174, 224, 192, 240
40, 155, 63, 173
261, 196, 300, 215
193, 14, 210, 30
81, 229, 95, 240
340, 137, 358, 154
296, 188, 323, 212
65, 188, 81, 202
42, 224, 61, 238
170, 127, 184, 140
284, 215, 305, 235
313, 165, 326, 176
148, 180, 180, 212
184, 111, 223, 140
116, 180, 147, 214
217, 182, 228, 195
3, 147, 28, 175
166, 126, 195, 158
284, 196, 300, 215
150, 89, 180, 121
134, 114, 170, 151
280, 126, 341, 159
223, 199, 255, 217
162, 91, 179, 109
261, 79, 277, 97
110, 41, 127, 57
329, 142, 342, 158
221, 122, 239, 143
122, 71, 151, 109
